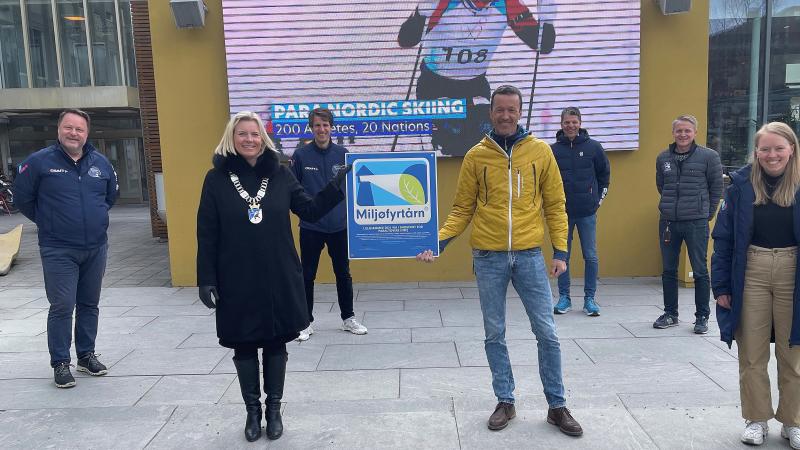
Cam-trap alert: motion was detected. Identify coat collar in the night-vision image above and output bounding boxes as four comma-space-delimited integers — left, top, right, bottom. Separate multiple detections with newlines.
55, 141, 96, 164
486, 125, 530, 155
555, 128, 589, 145
729, 165, 752, 187
213, 149, 280, 178
668, 141, 697, 156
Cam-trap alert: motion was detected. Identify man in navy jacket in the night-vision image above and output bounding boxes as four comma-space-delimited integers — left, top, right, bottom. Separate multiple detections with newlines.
13, 109, 118, 388
551, 107, 610, 316
290, 108, 367, 340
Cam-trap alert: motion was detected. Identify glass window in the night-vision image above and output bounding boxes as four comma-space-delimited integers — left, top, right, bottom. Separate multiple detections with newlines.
118, 0, 136, 87
101, 137, 142, 201
0, 0, 28, 88
708, 0, 767, 170
88, 0, 121, 85
91, 114, 139, 131
708, 0, 800, 170
26, 0, 60, 87
766, 0, 800, 136
57, 0, 91, 86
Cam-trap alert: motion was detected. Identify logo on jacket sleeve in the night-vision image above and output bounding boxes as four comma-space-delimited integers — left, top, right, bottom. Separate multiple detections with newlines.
18, 164, 28, 174
88, 166, 102, 178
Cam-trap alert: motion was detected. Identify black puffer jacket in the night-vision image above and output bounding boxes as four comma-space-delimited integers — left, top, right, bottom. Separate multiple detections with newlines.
196, 150, 343, 348
656, 142, 723, 221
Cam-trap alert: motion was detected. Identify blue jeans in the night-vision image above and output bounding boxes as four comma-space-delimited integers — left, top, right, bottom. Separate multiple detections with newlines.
40, 244, 108, 367
557, 214, 599, 298
472, 248, 566, 408
659, 219, 711, 318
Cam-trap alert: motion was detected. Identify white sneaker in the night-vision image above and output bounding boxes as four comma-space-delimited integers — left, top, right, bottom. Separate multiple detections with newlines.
342, 317, 368, 335
741, 421, 768, 445
782, 425, 800, 450
296, 325, 314, 341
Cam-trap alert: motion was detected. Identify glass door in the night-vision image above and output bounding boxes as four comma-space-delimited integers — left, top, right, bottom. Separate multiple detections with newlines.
98, 137, 144, 203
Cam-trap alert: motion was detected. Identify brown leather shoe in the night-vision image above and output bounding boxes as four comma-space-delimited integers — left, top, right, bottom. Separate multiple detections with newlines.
488, 402, 516, 431
547, 407, 583, 436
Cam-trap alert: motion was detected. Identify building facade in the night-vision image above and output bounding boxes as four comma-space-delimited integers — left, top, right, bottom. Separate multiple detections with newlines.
5, 1, 797, 284
708, 0, 800, 170
0, 0, 147, 203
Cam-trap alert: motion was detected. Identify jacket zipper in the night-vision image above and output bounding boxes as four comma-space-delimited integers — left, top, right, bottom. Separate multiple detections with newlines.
483, 167, 488, 205
507, 155, 512, 251
493, 135, 522, 251
674, 155, 681, 220
76, 158, 87, 246
516, 169, 521, 199
322, 149, 329, 229
505, 138, 516, 251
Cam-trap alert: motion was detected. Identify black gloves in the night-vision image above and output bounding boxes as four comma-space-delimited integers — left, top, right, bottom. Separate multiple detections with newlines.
332, 163, 352, 190
398, 7, 426, 48
199, 285, 219, 309
541, 23, 555, 54
516, 22, 556, 54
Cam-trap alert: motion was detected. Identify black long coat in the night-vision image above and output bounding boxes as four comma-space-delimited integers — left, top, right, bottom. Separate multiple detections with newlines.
196, 150, 343, 348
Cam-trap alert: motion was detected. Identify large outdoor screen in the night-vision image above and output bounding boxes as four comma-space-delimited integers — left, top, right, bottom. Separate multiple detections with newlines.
222, 0, 640, 157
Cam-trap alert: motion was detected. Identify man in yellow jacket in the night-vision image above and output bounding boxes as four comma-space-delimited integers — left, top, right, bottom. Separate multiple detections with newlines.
418, 85, 582, 436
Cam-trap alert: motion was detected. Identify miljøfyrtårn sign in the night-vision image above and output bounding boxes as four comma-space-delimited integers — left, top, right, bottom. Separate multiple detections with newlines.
345, 152, 438, 259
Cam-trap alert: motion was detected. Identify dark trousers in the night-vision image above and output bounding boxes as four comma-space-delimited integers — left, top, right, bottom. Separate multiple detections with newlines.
299, 228, 354, 322
40, 244, 108, 367
659, 219, 711, 319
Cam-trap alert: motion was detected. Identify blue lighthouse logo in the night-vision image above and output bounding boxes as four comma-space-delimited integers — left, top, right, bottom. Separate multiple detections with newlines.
353, 158, 430, 225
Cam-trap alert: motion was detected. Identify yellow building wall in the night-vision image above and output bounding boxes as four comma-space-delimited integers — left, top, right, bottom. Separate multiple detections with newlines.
149, 0, 710, 286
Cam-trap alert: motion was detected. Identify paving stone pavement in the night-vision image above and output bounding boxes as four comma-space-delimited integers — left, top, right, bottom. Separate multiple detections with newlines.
0, 205, 171, 289
0, 208, 791, 449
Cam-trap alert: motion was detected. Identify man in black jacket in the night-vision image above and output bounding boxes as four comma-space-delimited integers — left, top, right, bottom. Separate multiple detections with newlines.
13, 109, 118, 388
291, 108, 367, 340
654, 115, 723, 334
551, 107, 610, 317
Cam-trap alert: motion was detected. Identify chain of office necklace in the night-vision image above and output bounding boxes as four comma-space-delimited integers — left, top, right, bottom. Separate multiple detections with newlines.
229, 172, 268, 224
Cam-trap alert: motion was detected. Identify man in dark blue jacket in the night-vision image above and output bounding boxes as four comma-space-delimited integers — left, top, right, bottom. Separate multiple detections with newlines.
551, 107, 610, 316
291, 108, 367, 341
13, 109, 118, 388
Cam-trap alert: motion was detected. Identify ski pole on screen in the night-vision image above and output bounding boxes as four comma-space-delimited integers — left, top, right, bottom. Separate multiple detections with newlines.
525, 0, 556, 131
392, 7, 426, 152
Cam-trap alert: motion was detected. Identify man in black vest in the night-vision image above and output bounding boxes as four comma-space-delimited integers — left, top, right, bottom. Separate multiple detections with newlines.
654, 114, 723, 334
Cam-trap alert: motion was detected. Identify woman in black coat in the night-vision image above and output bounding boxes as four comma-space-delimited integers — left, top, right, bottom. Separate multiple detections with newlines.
196, 111, 346, 441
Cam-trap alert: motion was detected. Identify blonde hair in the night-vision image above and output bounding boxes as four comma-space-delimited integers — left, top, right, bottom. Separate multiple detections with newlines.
214, 111, 276, 157
672, 114, 698, 131
751, 122, 800, 207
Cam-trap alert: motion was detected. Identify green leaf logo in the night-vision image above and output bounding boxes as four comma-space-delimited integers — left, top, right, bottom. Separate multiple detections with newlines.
399, 174, 425, 205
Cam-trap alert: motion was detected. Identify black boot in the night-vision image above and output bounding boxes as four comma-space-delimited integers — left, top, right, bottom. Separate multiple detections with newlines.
263, 348, 287, 440
233, 357, 262, 442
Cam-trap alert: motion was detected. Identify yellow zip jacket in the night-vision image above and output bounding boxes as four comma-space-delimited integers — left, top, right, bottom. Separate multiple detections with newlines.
439, 133, 568, 256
